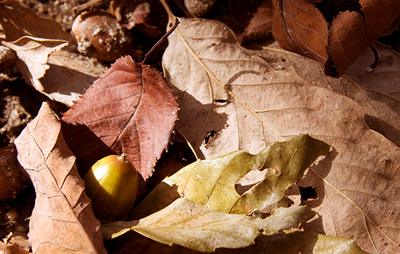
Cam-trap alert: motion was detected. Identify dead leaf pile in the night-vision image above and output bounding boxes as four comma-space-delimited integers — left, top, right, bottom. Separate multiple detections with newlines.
2, 0, 400, 253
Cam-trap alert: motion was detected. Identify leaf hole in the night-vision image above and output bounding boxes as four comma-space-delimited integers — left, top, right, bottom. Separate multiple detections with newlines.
204, 130, 217, 144
235, 169, 269, 195
299, 186, 318, 201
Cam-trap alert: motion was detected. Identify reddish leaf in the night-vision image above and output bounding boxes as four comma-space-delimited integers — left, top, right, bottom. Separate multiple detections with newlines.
61, 56, 178, 190
272, 0, 400, 76
14, 102, 106, 253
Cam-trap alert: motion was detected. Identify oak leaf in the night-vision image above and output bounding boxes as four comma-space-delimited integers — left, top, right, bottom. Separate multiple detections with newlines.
14, 102, 106, 254
61, 56, 178, 192
162, 17, 400, 253
271, 0, 400, 76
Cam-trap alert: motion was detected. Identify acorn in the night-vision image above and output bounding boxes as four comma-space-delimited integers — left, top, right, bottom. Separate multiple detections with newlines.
84, 154, 139, 221
71, 10, 134, 62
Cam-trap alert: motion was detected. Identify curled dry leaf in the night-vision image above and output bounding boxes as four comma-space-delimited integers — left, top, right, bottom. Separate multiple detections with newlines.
62, 56, 178, 194
103, 198, 315, 252
162, 17, 400, 253
1, 36, 68, 92
14, 102, 106, 254
0, 0, 104, 106
129, 134, 330, 219
271, 0, 400, 76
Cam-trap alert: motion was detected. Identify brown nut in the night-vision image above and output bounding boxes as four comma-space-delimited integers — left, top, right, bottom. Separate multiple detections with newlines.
71, 10, 133, 62
0, 145, 29, 201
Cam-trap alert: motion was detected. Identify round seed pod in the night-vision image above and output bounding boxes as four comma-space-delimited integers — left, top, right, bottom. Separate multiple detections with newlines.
71, 10, 134, 62
84, 154, 139, 221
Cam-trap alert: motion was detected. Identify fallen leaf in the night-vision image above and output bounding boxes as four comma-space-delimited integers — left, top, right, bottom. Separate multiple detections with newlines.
0, 0, 72, 42
162, 17, 400, 253
130, 134, 329, 218
346, 42, 400, 100
41, 45, 108, 106
103, 198, 315, 252
62, 56, 178, 193
13, 102, 106, 254
271, 0, 400, 76
0, 0, 97, 106
116, 230, 368, 254
248, 40, 400, 147
1, 36, 68, 92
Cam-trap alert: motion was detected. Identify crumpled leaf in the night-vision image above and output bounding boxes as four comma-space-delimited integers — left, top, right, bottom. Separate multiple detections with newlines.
13, 102, 106, 254
1, 36, 68, 92
130, 134, 329, 218
162, 18, 400, 253
62, 56, 178, 193
271, 0, 400, 76
103, 198, 315, 252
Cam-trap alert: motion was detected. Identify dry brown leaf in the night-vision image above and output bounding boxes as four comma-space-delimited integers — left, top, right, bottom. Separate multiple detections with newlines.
0, 0, 102, 106
1, 36, 68, 92
346, 42, 400, 100
41, 45, 108, 106
14, 102, 106, 254
162, 17, 400, 253
62, 56, 178, 194
271, 0, 400, 76
0, 0, 72, 42
249, 40, 400, 148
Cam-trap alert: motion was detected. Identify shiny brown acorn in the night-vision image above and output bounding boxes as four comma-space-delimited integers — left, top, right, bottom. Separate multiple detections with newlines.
84, 154, 139, 221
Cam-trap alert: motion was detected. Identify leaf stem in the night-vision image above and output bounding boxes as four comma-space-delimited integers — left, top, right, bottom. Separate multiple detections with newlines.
140, 18, 179, 65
